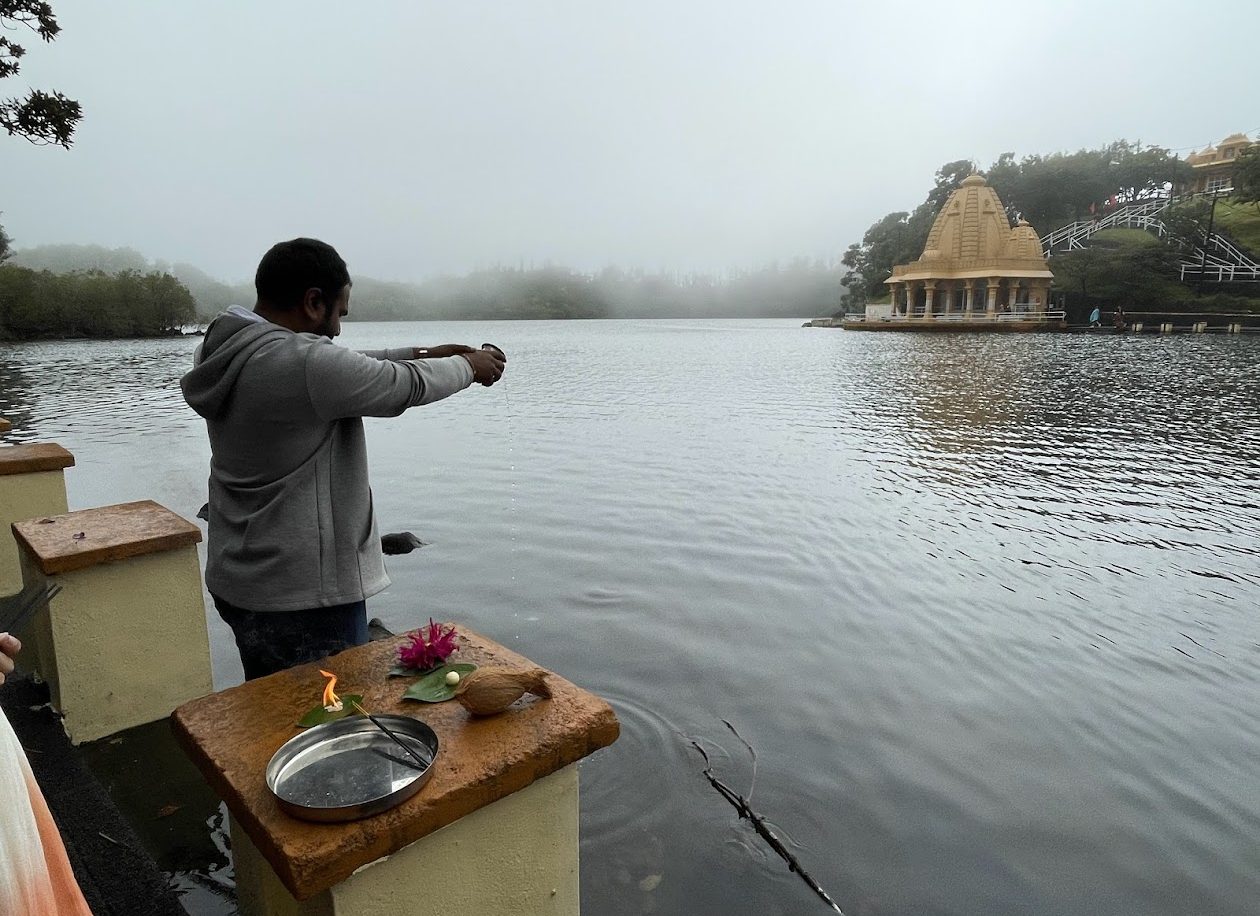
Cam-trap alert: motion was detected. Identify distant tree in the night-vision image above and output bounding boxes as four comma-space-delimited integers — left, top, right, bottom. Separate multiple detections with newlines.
1107, 141, 1190, 202
1, 1, 82, 147
1053, 231, 1182, 318
1160, 199, 1214, 257
1234, 145, 1260, 205
8, 243, 150, 273
0, 217, 10, 262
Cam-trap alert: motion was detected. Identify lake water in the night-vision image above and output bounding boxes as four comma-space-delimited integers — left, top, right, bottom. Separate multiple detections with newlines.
2, 320, 1258, 915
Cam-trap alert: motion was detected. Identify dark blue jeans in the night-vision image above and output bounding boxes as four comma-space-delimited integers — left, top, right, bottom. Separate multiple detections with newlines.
213, 595, 369, 681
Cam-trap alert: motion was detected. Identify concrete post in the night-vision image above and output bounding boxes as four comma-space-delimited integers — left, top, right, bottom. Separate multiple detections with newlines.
0, 444, 74, 598
12, 500, 212, 744
231, 767, 580, 916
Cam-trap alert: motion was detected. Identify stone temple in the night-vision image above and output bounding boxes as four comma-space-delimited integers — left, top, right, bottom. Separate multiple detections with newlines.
851, 174, 1058, 330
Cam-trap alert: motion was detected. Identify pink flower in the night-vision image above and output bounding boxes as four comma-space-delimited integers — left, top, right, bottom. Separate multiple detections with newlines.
398, 619, 459, 671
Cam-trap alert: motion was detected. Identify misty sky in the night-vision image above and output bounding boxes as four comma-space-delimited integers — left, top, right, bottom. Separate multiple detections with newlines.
3, 0, 1257, 283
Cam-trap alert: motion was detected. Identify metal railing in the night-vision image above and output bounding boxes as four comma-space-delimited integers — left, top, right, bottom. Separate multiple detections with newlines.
1179, 264, 1260, 282
1039, 191, 1260, 282
849, 309, 1066, 323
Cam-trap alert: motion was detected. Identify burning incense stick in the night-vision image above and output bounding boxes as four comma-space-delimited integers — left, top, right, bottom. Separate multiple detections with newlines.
350, 699, 431, 770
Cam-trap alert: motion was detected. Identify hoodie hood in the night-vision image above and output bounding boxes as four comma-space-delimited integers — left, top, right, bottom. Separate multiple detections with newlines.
180, 313, 292, 420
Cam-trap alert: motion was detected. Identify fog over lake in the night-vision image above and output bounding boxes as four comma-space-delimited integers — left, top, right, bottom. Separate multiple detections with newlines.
3, 1, 1256, 285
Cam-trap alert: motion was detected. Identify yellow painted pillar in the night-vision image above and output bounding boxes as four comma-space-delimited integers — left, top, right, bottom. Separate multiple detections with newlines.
0, 444, 74, 598
13, 500, 213, 744
232, 766, 580, 916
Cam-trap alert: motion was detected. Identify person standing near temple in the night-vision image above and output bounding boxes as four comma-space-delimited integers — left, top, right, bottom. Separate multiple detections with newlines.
181, 238, 506, 679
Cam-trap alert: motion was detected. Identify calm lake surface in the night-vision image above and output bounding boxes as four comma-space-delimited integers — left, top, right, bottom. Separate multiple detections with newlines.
2, 319, 1258, 915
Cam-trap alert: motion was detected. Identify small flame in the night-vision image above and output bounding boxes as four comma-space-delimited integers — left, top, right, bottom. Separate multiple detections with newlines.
319, 669, 340, 709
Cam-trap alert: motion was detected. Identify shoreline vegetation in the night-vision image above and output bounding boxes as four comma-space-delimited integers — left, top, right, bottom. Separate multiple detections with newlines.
0, 245, 845, 342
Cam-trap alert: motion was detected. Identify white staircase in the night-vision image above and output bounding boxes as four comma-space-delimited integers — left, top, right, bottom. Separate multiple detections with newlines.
1039, 192, 1260, 283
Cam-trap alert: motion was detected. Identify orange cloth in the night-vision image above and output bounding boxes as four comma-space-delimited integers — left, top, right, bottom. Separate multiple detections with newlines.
0, 708, 93, 915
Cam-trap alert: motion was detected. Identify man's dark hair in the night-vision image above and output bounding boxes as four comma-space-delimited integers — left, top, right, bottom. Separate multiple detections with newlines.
255, 238, 350, 311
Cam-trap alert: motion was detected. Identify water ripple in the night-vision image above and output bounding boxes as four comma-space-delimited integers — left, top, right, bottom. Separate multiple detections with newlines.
4, 321, 1259, 916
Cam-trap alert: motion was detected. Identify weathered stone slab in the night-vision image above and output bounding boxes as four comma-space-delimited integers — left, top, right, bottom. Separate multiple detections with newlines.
12, 499, 201, 575
0, 443, 74, 476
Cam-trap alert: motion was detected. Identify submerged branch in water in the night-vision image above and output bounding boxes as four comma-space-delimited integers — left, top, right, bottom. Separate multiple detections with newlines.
689, 722, 844, 914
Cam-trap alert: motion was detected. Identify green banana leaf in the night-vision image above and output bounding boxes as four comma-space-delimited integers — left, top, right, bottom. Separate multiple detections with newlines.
401, 664, 477, 703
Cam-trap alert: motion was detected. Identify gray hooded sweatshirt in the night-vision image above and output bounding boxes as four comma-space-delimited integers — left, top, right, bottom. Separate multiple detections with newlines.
180, 311, 474, 611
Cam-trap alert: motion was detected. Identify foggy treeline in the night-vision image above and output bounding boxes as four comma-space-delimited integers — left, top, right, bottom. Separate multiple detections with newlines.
3, 244, 844, 333
348, 261, 843, 321
0, 264, 196, 341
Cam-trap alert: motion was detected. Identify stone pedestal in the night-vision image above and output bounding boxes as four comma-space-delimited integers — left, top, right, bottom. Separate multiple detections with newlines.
0, 443, 74, 598
12, 499, 212, 743
172, 628, 620, 916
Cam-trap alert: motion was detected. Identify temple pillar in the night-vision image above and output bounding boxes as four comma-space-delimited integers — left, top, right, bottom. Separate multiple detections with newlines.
963, 283, 974, 316
923, 282, 936, 318
986, 280, 1000, 315
942, 283, 954, 314
1029, 283, 1045, 315
1007, 281, 1019, 311
889, 283, 902, 315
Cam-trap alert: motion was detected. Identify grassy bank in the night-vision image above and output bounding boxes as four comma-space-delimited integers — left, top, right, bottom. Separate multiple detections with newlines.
1213, 197, 1260, 255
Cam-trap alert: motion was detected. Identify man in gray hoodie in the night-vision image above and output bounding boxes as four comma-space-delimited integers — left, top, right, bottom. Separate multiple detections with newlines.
181, 238, 505, 679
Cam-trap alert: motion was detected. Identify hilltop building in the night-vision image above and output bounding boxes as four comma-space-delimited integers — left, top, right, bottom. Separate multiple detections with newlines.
1183, 132, 1257, 194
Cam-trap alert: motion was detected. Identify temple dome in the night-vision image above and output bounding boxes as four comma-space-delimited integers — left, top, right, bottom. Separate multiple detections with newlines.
886, 171, 1053, 284
1006, 220, 1043, 260
919, 173, 1010, 262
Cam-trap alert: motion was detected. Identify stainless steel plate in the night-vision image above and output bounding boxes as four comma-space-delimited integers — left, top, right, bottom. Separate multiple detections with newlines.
266, 715, 439, 822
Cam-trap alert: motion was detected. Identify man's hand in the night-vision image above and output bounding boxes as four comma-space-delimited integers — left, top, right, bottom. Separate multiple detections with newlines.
413, 344, 476, 359
0, 632, 21, 687
461, 347, 506, 386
